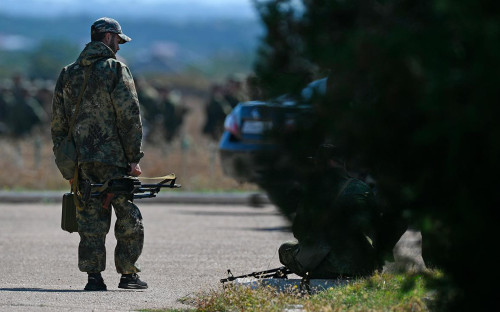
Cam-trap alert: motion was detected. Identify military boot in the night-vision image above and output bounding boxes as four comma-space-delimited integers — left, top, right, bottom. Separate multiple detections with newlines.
84, 272, 107, 291
118, 273, 148, 289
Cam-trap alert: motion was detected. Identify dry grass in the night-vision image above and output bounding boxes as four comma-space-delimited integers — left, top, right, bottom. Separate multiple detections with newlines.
0, 94, 257, 192
175, 271, 440, 312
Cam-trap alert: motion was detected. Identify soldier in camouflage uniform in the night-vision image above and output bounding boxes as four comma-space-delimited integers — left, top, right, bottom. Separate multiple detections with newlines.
51, 17, 147, 291
279, 144, 405, 278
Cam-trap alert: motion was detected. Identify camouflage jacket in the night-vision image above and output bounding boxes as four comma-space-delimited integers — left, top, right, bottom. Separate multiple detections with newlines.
51, 41, 144, 169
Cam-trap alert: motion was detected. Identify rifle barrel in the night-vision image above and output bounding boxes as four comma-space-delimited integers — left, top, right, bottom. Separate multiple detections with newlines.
140, 184, 181, 188
220, 267, 290, 284
134, 194, 157, 199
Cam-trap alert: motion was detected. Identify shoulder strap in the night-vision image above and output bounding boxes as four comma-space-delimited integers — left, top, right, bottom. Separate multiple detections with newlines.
69, 66, 91, 211
67, 65, 91, 140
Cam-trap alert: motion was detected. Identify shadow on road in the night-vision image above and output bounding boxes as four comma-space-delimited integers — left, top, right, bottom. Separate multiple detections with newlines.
174, 210, 281, 217
246, 226, 291, 232
0, 288, 146, 293
0, 288, 84, 293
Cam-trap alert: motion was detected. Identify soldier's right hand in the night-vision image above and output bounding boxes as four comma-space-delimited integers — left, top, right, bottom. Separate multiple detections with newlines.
128, 163, 142, 177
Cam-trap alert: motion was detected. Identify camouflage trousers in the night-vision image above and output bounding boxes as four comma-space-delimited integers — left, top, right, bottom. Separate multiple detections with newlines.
76, 162, 144, 274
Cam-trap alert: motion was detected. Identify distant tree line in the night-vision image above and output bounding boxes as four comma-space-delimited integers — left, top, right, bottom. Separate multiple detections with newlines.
0, 14, 261, 80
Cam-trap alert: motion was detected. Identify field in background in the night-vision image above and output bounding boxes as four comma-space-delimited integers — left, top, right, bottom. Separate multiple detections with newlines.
0, 92, 258, 192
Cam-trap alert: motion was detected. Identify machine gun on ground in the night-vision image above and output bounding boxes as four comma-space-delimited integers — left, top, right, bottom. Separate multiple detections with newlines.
79, 174, 181, 208
220, 266, 292, 284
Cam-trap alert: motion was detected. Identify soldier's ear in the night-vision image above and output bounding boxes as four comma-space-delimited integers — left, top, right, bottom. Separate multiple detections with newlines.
103, 32, 112, 43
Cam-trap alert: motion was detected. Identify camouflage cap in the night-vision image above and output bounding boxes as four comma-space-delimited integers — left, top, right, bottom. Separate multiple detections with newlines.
91, 17, 131, 44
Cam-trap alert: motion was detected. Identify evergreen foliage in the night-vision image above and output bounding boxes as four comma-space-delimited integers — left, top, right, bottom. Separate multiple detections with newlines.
253, 0, 500, 309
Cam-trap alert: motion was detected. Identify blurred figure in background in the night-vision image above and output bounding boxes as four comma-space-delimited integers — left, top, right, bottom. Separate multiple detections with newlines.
0, 82, 10, 135
135, 77, 161, 142
203, 83, 231, 141
157, 84, 187, 142
0, 75, 54, 137
223, 74, 248, 109
202, 75, 249, 141
135, 77, 187, 143
245, 73, 264, 101
33, 79, 56, 120
3, 74, 46, 138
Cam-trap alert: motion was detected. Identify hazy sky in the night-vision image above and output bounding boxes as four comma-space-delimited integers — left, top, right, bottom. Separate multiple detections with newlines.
0, 0, 257, 20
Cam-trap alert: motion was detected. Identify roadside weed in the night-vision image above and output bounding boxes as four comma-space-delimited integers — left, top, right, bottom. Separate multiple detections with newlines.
188, 270, 441, 312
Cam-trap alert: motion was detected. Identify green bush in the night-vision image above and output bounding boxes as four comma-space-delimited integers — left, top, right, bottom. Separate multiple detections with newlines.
253, 0, 500, 309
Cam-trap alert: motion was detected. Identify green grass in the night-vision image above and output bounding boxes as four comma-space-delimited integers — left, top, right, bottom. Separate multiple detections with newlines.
146, 270, 442, 312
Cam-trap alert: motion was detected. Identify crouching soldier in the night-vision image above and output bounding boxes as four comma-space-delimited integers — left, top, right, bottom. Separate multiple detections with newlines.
278, 144, 405, 278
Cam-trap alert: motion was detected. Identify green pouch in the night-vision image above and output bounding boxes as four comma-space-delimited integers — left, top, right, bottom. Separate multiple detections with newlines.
61, 193, 78, 233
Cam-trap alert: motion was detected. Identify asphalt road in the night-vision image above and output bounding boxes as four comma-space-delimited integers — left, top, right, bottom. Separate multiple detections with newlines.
0, 202, 293, 311
0, 200, 425, 311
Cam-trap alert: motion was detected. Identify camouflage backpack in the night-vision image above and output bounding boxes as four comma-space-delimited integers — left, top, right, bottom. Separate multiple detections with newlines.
54, 66, 91, 180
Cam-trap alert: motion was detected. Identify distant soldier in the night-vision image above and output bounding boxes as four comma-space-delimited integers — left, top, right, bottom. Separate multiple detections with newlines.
34, 79, 56, 120
51, 17, 147, 291
135, 77, 161, 141
4, 75, 46, 137
223, 75, 248, 109
278, 144, 406, 278
202, 84, 231, 140
0, 84, 10, 134
157, 85, 187, 142
245, 73, 265, 100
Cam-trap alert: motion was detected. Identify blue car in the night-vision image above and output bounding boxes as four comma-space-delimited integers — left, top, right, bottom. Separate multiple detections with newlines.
219, 78, 327, 183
